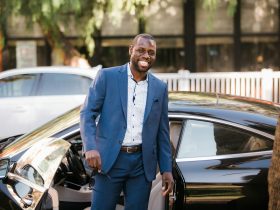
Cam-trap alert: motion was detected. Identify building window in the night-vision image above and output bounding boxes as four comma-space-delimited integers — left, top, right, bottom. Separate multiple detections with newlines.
240, 0, 279, 71
195, 1, 234, 72
241, 36, 279, 71
196, 37, 234, 72
101, 46, 129, 68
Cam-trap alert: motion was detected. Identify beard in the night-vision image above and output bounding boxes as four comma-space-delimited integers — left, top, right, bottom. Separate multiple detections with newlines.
131, 59, 153, 73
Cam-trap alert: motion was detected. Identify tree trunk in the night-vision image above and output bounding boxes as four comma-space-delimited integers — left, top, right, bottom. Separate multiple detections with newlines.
268, 114, 280, 210
90, 29, 102, 67
0, 47, 2, 72
0, 31, 4, 72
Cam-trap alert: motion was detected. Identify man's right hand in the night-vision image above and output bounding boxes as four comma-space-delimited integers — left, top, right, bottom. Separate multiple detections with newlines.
85, 150, 102, 171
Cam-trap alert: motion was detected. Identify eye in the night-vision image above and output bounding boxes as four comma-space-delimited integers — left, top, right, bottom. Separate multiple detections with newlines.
148, 51, 155, 56
137, 48, 145, 54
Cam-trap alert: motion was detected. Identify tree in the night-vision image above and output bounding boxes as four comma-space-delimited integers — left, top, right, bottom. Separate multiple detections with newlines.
268, 114, 280, 210
7, 0, 152, 66
2, 0, 235, 68
0, 1, 15, 71
199, 0, 237, 30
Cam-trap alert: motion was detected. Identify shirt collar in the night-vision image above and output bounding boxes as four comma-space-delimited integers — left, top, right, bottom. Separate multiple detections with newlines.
127, 63, 149, 82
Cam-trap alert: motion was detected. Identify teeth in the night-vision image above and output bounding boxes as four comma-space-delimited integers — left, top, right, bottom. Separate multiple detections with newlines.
139, 61, 148, 67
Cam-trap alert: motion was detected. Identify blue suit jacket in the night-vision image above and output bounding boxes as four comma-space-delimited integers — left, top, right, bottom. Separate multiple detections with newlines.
80, 64, 172, 181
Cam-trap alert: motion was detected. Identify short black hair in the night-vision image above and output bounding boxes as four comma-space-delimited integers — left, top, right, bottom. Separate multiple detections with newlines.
131, 33, 156, 45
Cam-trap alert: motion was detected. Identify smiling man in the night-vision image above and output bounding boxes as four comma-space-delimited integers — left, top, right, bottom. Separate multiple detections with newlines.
80, 34, 174, 210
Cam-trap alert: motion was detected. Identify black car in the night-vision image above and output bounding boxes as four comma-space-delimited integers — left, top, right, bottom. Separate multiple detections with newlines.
0, 92, 278, 210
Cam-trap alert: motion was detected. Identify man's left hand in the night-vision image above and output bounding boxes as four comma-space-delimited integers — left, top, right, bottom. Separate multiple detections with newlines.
162, 172, 174, 196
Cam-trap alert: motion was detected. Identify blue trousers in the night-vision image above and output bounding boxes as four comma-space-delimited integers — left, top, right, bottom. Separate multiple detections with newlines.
91, 151, 152, 210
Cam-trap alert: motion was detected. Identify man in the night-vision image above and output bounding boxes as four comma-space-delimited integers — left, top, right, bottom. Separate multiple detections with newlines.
80, 33, 173, 210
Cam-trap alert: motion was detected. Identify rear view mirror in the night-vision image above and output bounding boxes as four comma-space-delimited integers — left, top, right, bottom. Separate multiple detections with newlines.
0, 159, 10, 180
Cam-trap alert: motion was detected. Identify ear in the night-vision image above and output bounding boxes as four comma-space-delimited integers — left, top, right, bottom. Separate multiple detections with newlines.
129, 45, 133, 55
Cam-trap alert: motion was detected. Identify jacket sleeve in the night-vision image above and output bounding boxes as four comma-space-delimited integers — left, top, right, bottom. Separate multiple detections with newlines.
80, 69, 106, 152
157, 85, 172, 173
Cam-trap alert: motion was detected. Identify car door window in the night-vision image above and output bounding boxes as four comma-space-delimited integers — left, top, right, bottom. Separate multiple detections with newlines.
4, 138, 70, 209
14, 138, 71, 188
36, 73, 92, 95
177, 119, 273, 158
14, 165, 44, 198
0, 74, 38, 97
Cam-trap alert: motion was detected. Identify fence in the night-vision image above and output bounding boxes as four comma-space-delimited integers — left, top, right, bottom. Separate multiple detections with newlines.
155, 68, 280, 103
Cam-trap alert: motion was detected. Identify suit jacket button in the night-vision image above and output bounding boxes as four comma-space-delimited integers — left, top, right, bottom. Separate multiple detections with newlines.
119, 140, 122, 144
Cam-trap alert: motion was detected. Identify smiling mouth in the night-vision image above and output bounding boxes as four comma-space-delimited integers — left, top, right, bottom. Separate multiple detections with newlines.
139, 61, 149, 68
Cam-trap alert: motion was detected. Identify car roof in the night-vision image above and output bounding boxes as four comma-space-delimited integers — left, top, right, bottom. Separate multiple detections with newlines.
169, 92, 279, 135
0, 65, 102, 79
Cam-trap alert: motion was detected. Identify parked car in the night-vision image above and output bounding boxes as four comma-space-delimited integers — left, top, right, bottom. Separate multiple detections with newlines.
0, 92, 278, 210
0, 66, 101, 140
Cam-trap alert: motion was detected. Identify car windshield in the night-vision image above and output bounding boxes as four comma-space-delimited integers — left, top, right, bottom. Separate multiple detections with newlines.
36, 73, 92, 95
0, 73, 92, 97
0, 106, 80, 158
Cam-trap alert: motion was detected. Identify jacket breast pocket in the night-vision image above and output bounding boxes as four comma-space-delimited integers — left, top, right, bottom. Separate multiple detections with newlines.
150, 99, 161, 118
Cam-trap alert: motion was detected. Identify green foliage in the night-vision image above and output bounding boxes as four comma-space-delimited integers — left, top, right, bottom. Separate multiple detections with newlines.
201, 0, 237, 31
1, 0, 154, 56
202, 0, 237, 17
227, 0, 237, 17
0, 0, 19, 49
83, 0, 152, 55
5, 0, 240, 57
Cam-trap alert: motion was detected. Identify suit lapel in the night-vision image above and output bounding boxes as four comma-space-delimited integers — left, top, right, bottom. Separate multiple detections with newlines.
118, 65, 128, 121
144, 74, 155, 123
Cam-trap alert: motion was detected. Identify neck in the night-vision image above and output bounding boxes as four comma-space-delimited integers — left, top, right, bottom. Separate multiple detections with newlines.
130, 67, 147, 82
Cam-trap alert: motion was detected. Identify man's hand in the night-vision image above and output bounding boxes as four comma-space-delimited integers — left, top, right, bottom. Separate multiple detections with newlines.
85, 150, 102, 171
162, 172, 174, 196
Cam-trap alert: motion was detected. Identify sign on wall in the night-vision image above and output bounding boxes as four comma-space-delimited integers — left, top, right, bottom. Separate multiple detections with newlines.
16, 41, 37, 68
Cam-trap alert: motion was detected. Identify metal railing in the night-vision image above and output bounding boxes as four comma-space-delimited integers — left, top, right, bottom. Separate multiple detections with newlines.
155, 68, 280, 103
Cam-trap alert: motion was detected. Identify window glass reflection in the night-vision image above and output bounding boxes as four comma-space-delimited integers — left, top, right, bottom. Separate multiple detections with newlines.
241, 36, 279, 71
16, 165, 44, 186
177, 120, 273, 158
14, 165, 44, 199
14, 182, 32, 198
196, 38, 234, 72
0, 74, 37, 97
0, 159, 9, 178
37, 73, 92, 95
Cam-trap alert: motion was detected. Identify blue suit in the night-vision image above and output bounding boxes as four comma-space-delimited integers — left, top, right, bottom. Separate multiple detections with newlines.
80, 63, 172, 209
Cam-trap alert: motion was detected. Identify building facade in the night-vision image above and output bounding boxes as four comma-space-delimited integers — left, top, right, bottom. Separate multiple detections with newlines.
3, 0, 280, 73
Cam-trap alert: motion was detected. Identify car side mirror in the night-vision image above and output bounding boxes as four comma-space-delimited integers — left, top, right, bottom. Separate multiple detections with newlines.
0, 159, 10, 180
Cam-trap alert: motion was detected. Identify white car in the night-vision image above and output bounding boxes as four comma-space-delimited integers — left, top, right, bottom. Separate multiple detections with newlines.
0, 66, 101, 140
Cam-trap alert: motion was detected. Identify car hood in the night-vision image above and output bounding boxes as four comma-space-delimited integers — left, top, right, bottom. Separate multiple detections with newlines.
0, 95, 85, 140
0, 106, 80, 159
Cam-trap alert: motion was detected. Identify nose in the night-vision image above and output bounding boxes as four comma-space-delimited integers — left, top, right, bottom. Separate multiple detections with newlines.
142, 51, 150, 59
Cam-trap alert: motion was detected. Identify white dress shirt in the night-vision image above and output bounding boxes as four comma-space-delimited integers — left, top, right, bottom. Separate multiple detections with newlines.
122, 64, 148, 146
